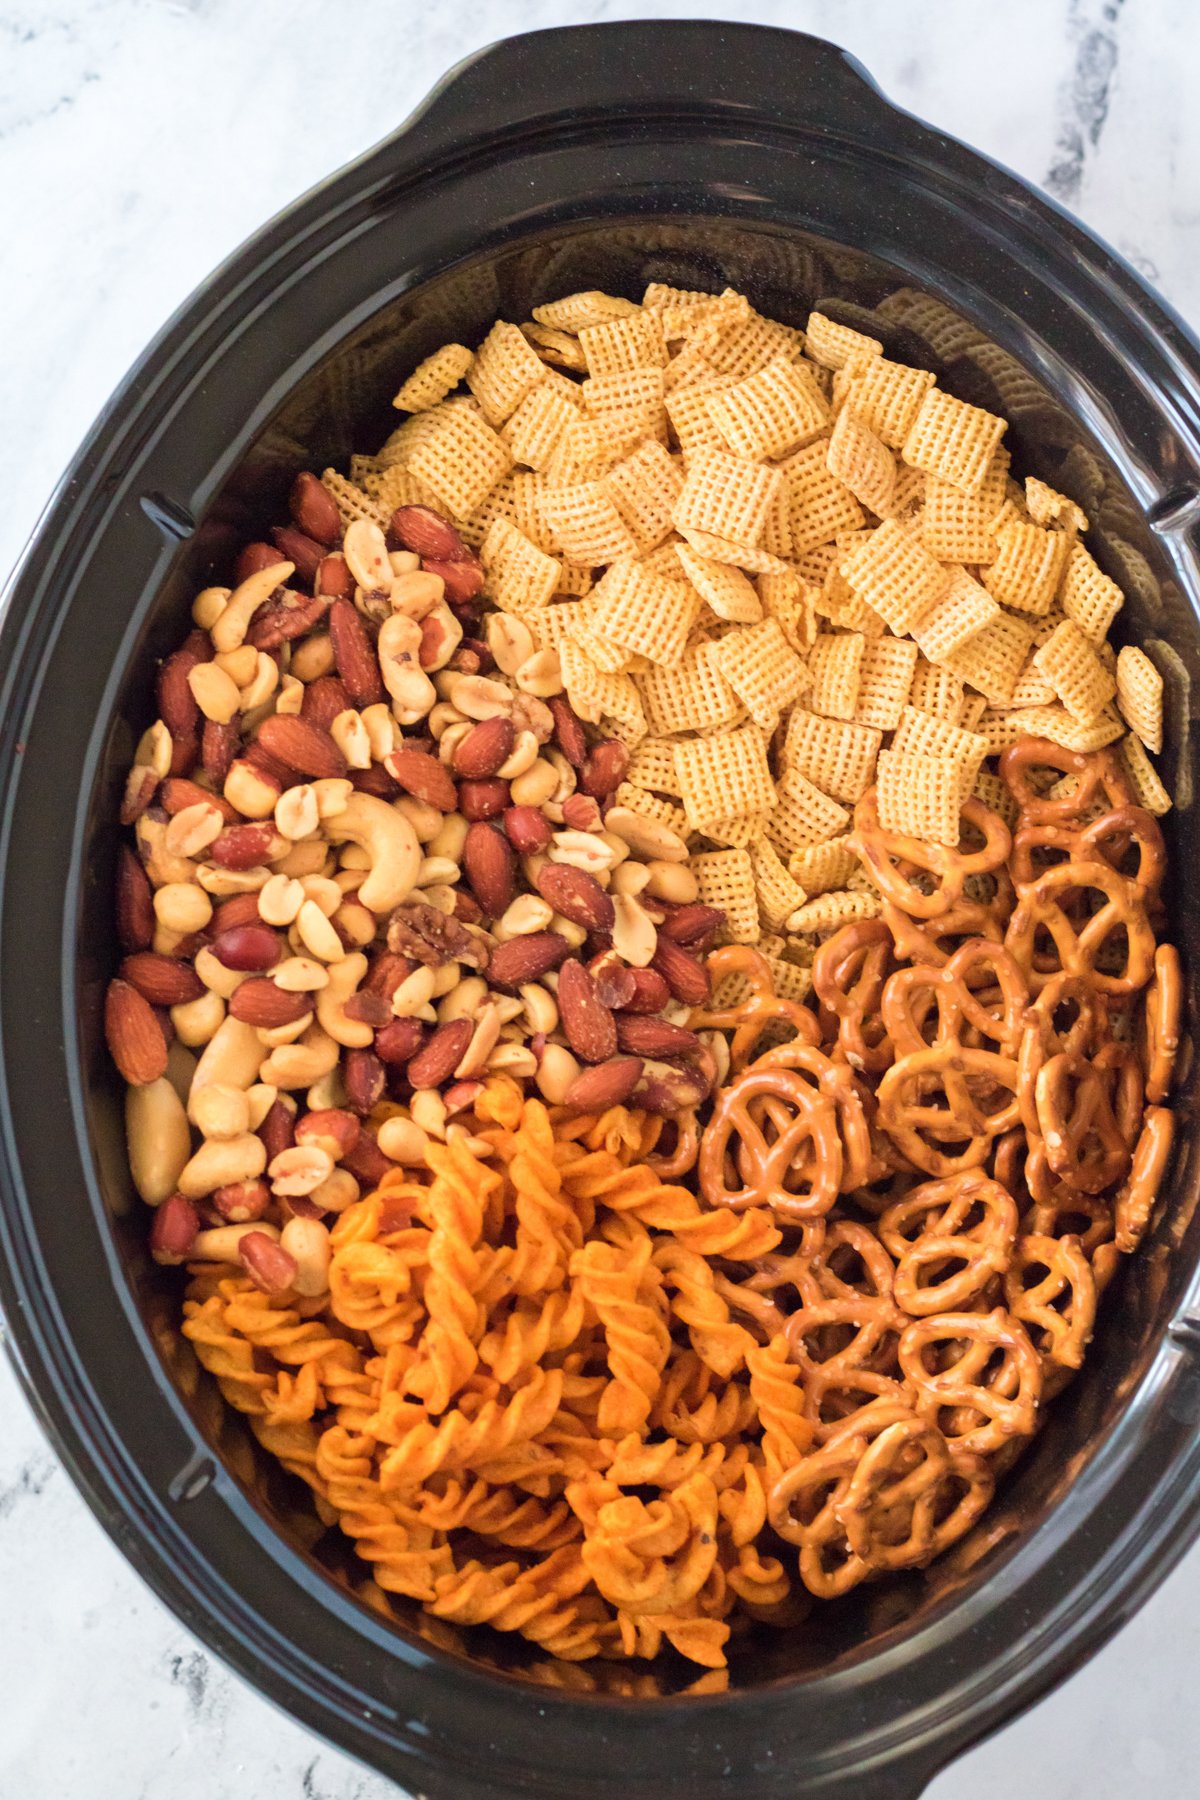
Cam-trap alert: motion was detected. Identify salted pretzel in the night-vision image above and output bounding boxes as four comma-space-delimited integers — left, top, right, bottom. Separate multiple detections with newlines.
642, 1108, 701, 1181
1032, 1050, 1133, 1195
750, 1039, 875, 1191
898, 1306, 1043, 1456
1114, 1105, 1175, 1254
881, 896, 1006, 970
881, 938, 1029, 1061
692, 946, 821, 1072
1010, 804, 1166, 902
879, 1171, 1019, 1317
698, 1065, 843, 1220
876, 1041, 1021, 1177
851, 789, 1012, 921
1015, 971, 1112, 1141
811, 919, 895, 1075
1004, 858, 1156, 996
1142, 943, 1183, 1104
998, 737, 1133, 827
838, 1414, 994, 1573
1004, 1233, 1097, 1377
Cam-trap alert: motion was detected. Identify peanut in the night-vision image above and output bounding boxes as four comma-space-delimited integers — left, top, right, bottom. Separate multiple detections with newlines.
644, 859, 700, 903
509, 759, 558, 808
125, 1078, 191, 1205
280, 1216, 333, 1297
154, 881, 212, 935
536, 1044, 582, 1105
189, 1082, 251, 1141
171, 988, 226, 1047
178, 1132, 267, 1199
188, 662, 242, 724
377, 1116, 430, 1165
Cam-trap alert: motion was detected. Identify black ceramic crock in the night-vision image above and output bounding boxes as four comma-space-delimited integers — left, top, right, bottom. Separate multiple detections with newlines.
2, 22, 1200, 1799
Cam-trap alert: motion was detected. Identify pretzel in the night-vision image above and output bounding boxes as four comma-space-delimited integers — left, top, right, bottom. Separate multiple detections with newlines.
876, 1041, 1021, 1177
898, 1307, 1043, 1455
1032, 1051, 1132, 1195
882, 896, 1006, 969
1010, 803, 1166, 898
1015, 971, 1111, 1140
698, 1066, 844, 1220
1114, 1105, 1174, 1254
879, 1170, 1019, 1316
1142, 943, 1183, 1103
751, 1039, 876, 1191
838, 1414, 993, 1572
811, 919, 895, 1075
998, 737, 1132, 826
1004, 1232, 1097, 1375
1004, 858, 1156, 996
692, 946, 821, 1071
784, 1301, 906, 1393
880, 938, 1029, 1061
851, 789, 1012, 920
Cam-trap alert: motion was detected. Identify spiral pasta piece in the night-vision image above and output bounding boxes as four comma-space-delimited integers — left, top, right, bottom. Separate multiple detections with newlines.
404, 1134, 499, 1414
571, 1237, 670, 1438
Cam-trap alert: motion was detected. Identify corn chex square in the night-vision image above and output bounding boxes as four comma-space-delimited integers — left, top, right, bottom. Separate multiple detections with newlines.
758, 570, 819, 655
1025, 477, 1089, 535
842, 356, 937, 449
839, 518, 950, 634
465, 321, 547, 427
787, 836, 859, 895
676, 528, 789, 575
405, 405, 514, 519
942, 611, 1035, 706
578, 310, 667, 377
1032, 619, 1116, 724
625, 736, 684, 796
1115, 645, 1163, 753
779, 439, 867, 557
876, 749, 965, 847
1118, 734, 1171, 815
613, 784, 690, 840
586, 560, 700, 666
480, 517, 561, 617
982, 518, 1070, 616
826, 407, 896, 517
602, 439, 683, 552
781, 708, 881, 803
706, 311, 797, 381
673, 448, 783, 547
393, 343, 474, 413
704, 810, 769, 850
1060, 542, 1125, 643
706, 354, 831, 460
854, 635, 919, 730
910, 566, 1000, 662
750, 840, 808, 931
908, 657, 966, 722
805, 311, 884, 371
638, 643, 744, 736
690, 849, 760, 944
542, 482, 638, 563
674, 726, 776, 833
521, 322, 588, 373
533, 291, 640, 333
665, 376, 737, 458
674, 543, 763, 623
708, 617, 809, 728
501, 382, 580, 473
901, 387, 1006, 495
807, 632, 865, 721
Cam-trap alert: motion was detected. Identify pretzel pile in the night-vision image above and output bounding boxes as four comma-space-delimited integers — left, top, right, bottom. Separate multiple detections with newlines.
694, 735, 1179, 1597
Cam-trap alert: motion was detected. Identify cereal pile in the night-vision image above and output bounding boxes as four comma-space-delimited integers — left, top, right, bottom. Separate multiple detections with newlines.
106, 282, 1180, 1681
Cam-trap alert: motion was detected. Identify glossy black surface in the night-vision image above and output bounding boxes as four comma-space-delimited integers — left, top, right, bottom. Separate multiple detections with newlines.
1, 21, 1199, 1799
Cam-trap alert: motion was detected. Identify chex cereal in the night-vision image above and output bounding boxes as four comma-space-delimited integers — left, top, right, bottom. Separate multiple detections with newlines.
840, 519, 950, 634
673, 448, 783, 546
392, 342, 474, 412
710, 617, 808, 728
674, 725, 776, 833
1115, 645, 1164, 753
587, 560, 700, 665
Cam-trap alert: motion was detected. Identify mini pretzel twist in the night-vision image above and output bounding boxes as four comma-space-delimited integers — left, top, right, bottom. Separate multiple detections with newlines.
811, 919, 896, 1075
880, 1170, 1019, 1316
698, 1066, 844, 1220
850, 789, 1012, 921
881, 937, 1029, 1061
1004, 858, 1156, 996
898, 1306, 1044, 1456
998, 737, 1133, 827
876, 1041, 1021, 1177
692, 945, 821, 1072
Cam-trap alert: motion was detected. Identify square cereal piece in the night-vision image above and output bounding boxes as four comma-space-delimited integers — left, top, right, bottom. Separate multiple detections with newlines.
675, 543, 762, 623
507, 470, 561, 552
1116, 645, 1163, 753
321, 469, 390, 531
556, 561, 594, 597
805, 311, 884, 371
583, 365, 667, 436
706, 311, 797, 381
892, 706, 986, 799
466, 321, 547, 427
481, 517, 562, 617
527, 599, 588, 654
807, 632, 866, 721
665, 376, 737, 458
910, 567, 1000, 661
781, 708, 881, 803
560, 642, 648, 740
704, 810, 769, 850
769, 767, 852, 856
710, 617, 809, 728
760, 477, 795, 559
901, 387, 1006, 494
533, 291, 640, 333
1118, 733, 1171, 815
827, 408, 896, 517
639, 642, 744, 735
543, 481, 639, 563
564, 604, 634, 674
674, 726, 776, 833
673, 448, 783, 546
663, 337, 721, 395
587, 560, 701, 666
920, 455, 1009, 564
959, 692, 988, 730
854, 636, 919, 730
642, 281, 716, 311
625, 736, 684, 796
1032, 618, 1116, 724
750, 841, 808, 931
393, 343, 474, 412
1007, 655, 1057, 708
1060, 542, 1125, 642
706, 354, 831, 460
544, 417, 628, 483
787, 890, 883, 938
779, 439, 867, 558
942, 611, 1036, 706
377, 401, 464, 469
972, 770, 1019, 829
908, 657, 966, 722
613, 784, 690, 840
876, 749, 965, 847
691, 849, 760, 944
602, 438, 684, 552
884, 460, 928, 525
839, 518, 950, 633
520, 322, 588, 373
458, 475, 519, 549
406, 405, 514, 518
788, 836, 859, 895
842, 356, 937, 449
676, 527, 790, 575
758, 569, 819, 654
982, 519, 1071, 616
1025, 477, 1089, 535
501, 382, 580, 472
363, 462, 444, 516
578, 310, 667, 377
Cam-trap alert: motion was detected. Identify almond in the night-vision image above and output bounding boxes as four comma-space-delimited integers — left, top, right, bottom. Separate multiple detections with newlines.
659, 903, 726, 948
120, 952, 205, 1007
561, 793, 602, 832
463, 821, 516, 918
556, 959, 617, 1064
229, 977, 312, 1028
459, 778, 511, 820
201, 717, 242, 786
423, 557, 484, 604
487, 931, 572, 991
375, 1017, 427, 1064
388, 504, 470, 562
301, 674, 353, 733
344, 1047, 386, 1114
504, 805, 553, 854
115, 845, 155, 953
269, 525, 324, 585
454, 716, 516, 779
210, 1179, 272, 1223
247, 588, 328, 649
366, 952, 419, 996
651, 938, 712, 1006
105, 979, 169, 1085
212, 924, 282, 970
351, 765, 400, 800
161, 777, 239, 823
615, 1015, 702, 1056
289, 471, 342, 546
257, 713, 347, 780
316, 554, 356, 601
209, 822, 281, 870
406, 1018, 474, 1089
622, 967, 673, 1014
535, 862, 615, 932
157, 629, 208, 739
580, 739, 629, 800
385, 745, 457, 811
329, 598, 385, 707
239, 1231, 298, 1295
148, 1193, 200, 1263
212, 893, 263, 934
562, 1056, 644, 1113
257, 1098, 297, 1159
548, 696, 588, 768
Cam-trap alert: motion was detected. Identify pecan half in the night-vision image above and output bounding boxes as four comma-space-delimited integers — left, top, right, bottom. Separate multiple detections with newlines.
386, 900, 488, 970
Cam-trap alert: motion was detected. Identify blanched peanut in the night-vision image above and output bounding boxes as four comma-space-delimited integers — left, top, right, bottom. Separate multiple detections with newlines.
301, 875, 343, 916
390, 569, 444, 618
273, 840, 331, 879
416, 855, 460, 888
280, 1217, 332, 1296
394, 794, 443, 844
453, 1002, 502, 1077
437, 975, 488, 1024
246, 1083, 279, 1130
259, 1024, 340, 1089
388, 550, 421, 576
269, 1144, 334, 1196
485, 612, 535, 675
537, 1044, 581, 1104
496, 894, 554, 939
178, 1132, 267, 1199
273, 955, 329, 992
361, 703, 398, 761
165, 802, 224, 859
189, 1082, 251, 1141
377, 1116, 430, 1164
605, 807, 689, 863
296, 898, 344, 963
428, 812, 469, 863
306, 1069, 346, 1113
644, 859, 700, 903
188, 662, 241, 724
312, 777, 353, 819
309, 1168, 359, 1213
290, 634, 335, 682
171, 987, 226, 1047
392, 965, 436, 1016
193, 1015, 267, 1093
611, 894, 658, 967
428, 701, 467, 741
514, 649, 563, 698
519, 983, 558, 1035
275, 785, 320, 841
333, 898, 375, 948
549, 830, 618, 875
611, 861, 652, 897
192, 585, 230, 630
258, 873, 306, 926
330, 709, 372, 770
488, 1043, 538, 1078
191, 1221, 280, 1263
213, 644, 258, 687
275, 673, 304, 715
135, 720, 173, 778
509, 759, 558, 808
447, 674, 514, 720
549, 914, 587, 949
496, 730, 539, 780
196, 863, 272, 897
154, 881, 212, 935
429, 961, 462, 999
224, 760, 281, 819
125, 1078, 191, 1205
411, 1089, 447, 1139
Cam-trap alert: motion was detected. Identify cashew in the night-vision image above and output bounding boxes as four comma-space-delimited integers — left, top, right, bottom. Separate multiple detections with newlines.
192, 1016, 266, 1094
323, 792, 421, 913
258, 1023, 341, 1089
316, 952, 374, 1049
125, 1078, 192, 1205
211, 561, 294, 653
376, 612, 435, 721
178, 1132, 267, 1199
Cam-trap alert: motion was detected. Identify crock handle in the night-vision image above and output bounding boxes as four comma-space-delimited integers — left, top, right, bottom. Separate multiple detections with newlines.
389, 21, 902, 166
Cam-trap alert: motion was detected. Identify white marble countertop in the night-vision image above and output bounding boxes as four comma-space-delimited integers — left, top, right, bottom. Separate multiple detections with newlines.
3, 1, 1199, 1794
